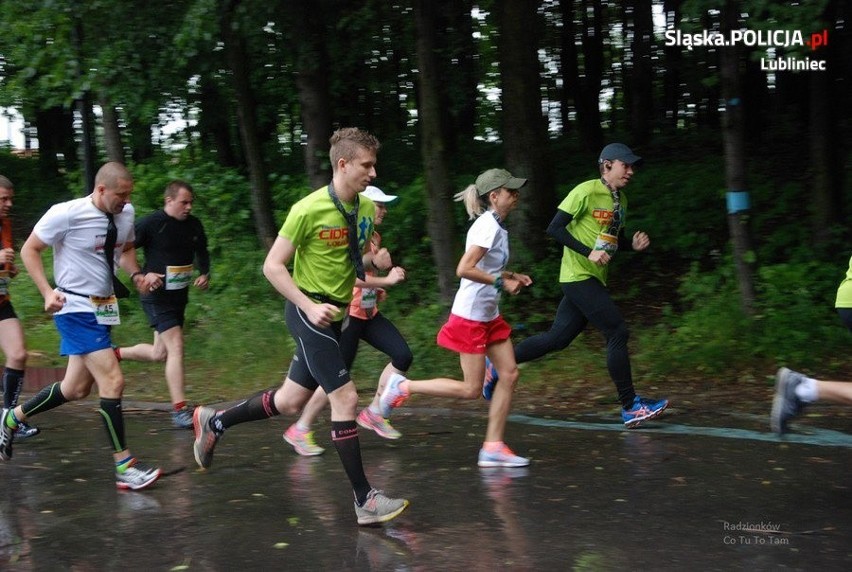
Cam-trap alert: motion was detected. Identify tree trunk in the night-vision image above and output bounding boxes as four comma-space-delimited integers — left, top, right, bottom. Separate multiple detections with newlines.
290, 0, 333, 191
220, 0, 278, 248
441, 0, 477, 154
661, 0, 682, 130
559, 0, 604, 147
127, 117, 155, 163
558, 0, 578, 135
198, 77, 239, 167
99, 98, 125, 163
629, 0, 653, 145
579, 0, 604, 152
34, 106, 77, 179
414, 0, 461, 304
720, 0, 755, 315
808, 0, 841, 243
77, 94, 97, 192
497, 0, 555, 257
71, 16, 96, 191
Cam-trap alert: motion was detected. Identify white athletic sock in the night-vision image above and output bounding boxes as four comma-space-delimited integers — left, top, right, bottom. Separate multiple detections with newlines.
794, 377, 819, 403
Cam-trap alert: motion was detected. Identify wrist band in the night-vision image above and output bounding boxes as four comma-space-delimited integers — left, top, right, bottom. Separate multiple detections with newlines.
130, 271, 143, 280
493, 276, 504, 291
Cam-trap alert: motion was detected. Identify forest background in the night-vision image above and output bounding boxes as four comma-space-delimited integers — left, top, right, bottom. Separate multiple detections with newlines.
0, 0, 849, 408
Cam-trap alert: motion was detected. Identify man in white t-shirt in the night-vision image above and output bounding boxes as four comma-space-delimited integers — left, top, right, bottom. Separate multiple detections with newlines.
1, 162, 162, 491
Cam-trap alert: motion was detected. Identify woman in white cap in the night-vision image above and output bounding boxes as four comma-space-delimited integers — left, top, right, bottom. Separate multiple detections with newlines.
283, 185, 411, 455
377, 168, 533, 468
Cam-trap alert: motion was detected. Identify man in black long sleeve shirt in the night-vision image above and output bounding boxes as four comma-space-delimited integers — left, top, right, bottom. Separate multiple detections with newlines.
117, 180, 210, 428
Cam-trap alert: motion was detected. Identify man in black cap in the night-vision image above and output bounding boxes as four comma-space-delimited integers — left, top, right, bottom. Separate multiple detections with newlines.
483, 143, 669, 427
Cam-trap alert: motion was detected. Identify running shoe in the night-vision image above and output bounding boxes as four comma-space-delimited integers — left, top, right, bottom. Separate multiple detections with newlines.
482, 357, 499, 401
621, 395, 668, 428
354, 489, 409, 525
171, 406, 194, 429
378, 374, 409, 418
284, 424, 325, 456
771, 367, 806, 435
0, 408, 15, 461
116, 461, 162, 491
193, 406, 220, 469
477, 444, 530, 468
15, 422, 40, 439
357, 408, 402, 440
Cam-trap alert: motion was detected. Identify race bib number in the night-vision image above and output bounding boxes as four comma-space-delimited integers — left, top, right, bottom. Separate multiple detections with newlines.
0, 270, 9, 297
361, 288, 377, 318
593, 232, 619, 254
166, 264, 194, 290
90, 295, 120, 325
361, 288, 377, 310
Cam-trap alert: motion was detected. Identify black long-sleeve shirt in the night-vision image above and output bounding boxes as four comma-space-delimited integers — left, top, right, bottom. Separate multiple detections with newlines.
546, 209, 633, 256
135, 209, 210, 303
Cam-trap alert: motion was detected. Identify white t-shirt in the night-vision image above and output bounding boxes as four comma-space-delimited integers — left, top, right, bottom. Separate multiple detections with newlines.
450, 211, 508, 322
33, 196, 135, 314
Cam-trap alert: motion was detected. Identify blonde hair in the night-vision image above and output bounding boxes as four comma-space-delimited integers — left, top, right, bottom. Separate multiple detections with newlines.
329, 128, 380, 172
453, 184, 489, 220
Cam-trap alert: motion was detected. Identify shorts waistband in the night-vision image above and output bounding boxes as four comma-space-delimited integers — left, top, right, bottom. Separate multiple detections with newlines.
299, 289, 349, 308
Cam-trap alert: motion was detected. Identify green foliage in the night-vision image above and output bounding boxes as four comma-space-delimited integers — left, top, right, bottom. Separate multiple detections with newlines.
0, 149, 69, 228
5, 128, 852, 402
638, 261, 754, 377
750, 261, 847, 365
636, 256, 848, 380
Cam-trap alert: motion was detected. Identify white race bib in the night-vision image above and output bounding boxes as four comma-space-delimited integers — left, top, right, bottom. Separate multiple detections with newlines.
361, 288, 377, 310
166, 264, 194, 290
90, 295, 120, 325
593, 232, 618, 254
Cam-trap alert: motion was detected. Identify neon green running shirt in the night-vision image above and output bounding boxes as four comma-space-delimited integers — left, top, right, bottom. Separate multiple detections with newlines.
835, 255, 852, 309
556, 178, 628, 286
279, 187, 375, 307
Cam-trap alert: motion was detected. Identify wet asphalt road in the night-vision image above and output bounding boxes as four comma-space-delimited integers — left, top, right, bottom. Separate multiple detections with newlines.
1, 399, 851, 571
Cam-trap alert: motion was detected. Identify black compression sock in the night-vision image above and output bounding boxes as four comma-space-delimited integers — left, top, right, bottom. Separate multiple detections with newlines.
331, 420, 371, 505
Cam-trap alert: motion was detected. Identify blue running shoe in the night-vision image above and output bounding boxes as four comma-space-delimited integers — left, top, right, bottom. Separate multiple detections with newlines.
482, 357, 499, 401
621, 395, 668, 428
15, 422, 40, 439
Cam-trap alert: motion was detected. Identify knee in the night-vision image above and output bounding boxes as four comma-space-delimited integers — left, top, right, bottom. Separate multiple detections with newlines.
393, 351, 414, 373
338, 385, 359, 410
501, 367, 520, 390
277, 398, 301, 416
8, 347, 27, 367
153, 340, 174, 362
61, 384, 91, 401
327, 384, 359, 413
98, 375, 125, 398
608, 322, 630, 346
460, 382, 483, 400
